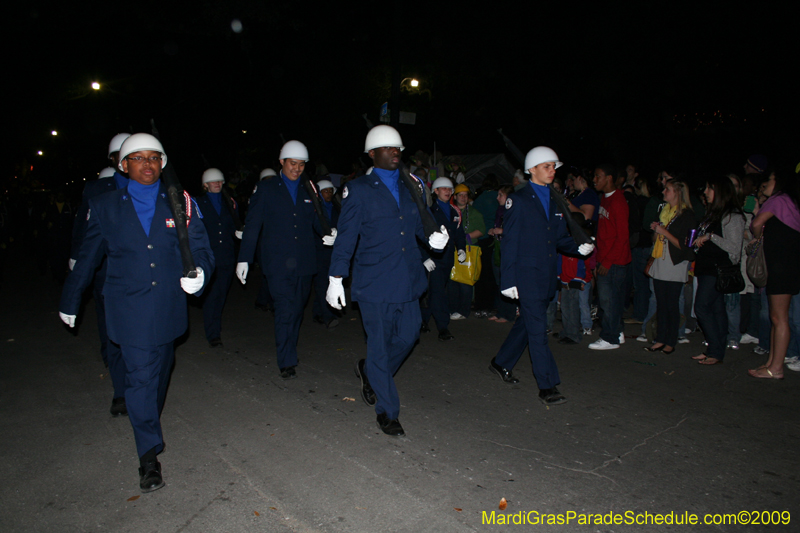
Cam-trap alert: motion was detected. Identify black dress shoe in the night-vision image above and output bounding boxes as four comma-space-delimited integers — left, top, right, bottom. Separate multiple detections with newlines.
376, 413, 405, 436
538, 387, 567, 405
138, 460, 165, 493
326, 318, 339, 329
438, 328, 454, 341
209, 338, 223, 347
110, 397, 128, 417
279, 366, 297, 379
355, 359, 376, 406
488, 358, 519, 384
420, 322, 430, 333
558, 337, 579, 345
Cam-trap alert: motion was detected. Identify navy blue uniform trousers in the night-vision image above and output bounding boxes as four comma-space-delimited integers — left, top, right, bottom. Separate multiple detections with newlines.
203, 263, 235, 341
494, 294, 561, 390
93, 259, 125, 399
268, 272, 313, 369
122, 343, 174, 458
360, 301, 421, 420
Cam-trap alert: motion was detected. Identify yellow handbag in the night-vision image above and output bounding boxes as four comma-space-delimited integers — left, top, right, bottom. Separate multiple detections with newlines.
450, 244, 482, 286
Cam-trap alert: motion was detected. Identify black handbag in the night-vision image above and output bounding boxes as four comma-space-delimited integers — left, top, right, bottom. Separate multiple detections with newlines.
715, 263, 745, 294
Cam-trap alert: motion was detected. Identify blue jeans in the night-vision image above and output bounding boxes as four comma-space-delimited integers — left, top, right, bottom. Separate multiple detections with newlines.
641, 278, 657, 337
560, 284, 582, 342
631, 247, 652, 321
758, 289, 770, 351
579, 280, 593, 330
596, 264, 630, 344
695, 275, 728, 360
725, 293, 741, 343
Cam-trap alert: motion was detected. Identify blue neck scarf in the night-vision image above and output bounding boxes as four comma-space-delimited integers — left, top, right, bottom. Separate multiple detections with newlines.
281, 172, 300, 204
373, 167, 401, 207
128, 180, 160, 236
207, 191, 223, 215
530, 182, 550, 218
437, 198, 451, 220
322, 199, 333, 221
113, 172, 129, 191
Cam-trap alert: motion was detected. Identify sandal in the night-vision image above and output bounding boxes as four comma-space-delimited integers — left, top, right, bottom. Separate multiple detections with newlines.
495, 317, 509, 323
698, 357, 722, 365
691, 354, 707, 361
748, 367, 784, 379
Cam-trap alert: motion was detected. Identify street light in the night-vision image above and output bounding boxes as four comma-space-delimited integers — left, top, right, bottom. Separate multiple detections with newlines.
51, 130, 58, 136
91, 82, 100, 90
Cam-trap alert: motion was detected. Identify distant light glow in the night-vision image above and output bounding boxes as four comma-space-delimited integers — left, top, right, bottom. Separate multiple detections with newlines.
51, 130, 58, 136
37, 150, 43, 155
91, 82, 100, 90
242, 130, 247, 134
231, 19, 243, 33
410, 79, 419, 87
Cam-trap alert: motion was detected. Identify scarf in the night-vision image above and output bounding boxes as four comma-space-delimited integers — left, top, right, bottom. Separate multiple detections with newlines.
652, 203, 677, 259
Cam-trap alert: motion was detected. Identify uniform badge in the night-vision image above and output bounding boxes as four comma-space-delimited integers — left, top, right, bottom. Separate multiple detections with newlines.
342, 186, 349, 199
304, 199, 312, 203
505, 198, 513, 209
86, 208, 90, 221
166, 219, 175, 228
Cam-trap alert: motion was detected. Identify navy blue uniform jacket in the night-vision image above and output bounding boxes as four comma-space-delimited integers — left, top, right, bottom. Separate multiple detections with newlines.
500, 184, 578, 300
60, 185, 215, 346
196, 194, 238, 267
329, 174, 429, 303
421, 201, 466, 268
238, 177, 320, 278
71, 176, 120, 258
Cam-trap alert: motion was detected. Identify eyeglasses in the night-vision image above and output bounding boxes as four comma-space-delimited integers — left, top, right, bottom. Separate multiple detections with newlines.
126, 155, 162, 164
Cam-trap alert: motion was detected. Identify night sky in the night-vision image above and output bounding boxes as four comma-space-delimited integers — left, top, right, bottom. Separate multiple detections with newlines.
8, 3, 797, 194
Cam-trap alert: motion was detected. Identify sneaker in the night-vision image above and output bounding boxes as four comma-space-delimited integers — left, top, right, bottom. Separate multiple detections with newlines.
727, 340, 739, 350
786, 360, 800, 372
588, 339, 620, 350
636, 335, 649, 342
678, 337, 690, 344
582, 328, 593, 336
619, 333, 625, 344
740, 333, 759, 344
753, 346, 768, 355
684, 328, 693, 335
784, 355, 799, 365
450, 312, 466, 320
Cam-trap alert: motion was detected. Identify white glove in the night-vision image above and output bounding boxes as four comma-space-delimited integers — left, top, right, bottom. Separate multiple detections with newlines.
236, 262, 249, 284
322, 228, 337, 246
235, 230, 243, 240
180, 267, 205, 294
68, 258, 76, 271
423, 258, 436, 272
457, 249, 467, 263
428, 225, 449, 249
501, 287, 519, 300
578, 242, 595, 256
326, 276, 346, 309
59, 312, 76, 328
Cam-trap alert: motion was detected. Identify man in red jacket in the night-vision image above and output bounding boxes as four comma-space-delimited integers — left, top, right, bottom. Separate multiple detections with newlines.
589, 164, 631, 350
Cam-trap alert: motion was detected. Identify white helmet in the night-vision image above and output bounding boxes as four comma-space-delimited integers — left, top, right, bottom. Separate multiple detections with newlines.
279, 140, 309, 161
202, 168, 225, 184
364, 125, 405, 153
432, 177, 454, 190
108, 133, 130, 157
98, 167, 116, 179
524, 146, 563, 174
118, 133, 167, 171
316, 179, 335, 193
260, 168, 277, 179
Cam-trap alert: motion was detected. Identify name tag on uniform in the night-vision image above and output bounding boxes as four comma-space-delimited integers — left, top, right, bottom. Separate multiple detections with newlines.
555, 212, 563, 219
304, 199, 312, 203
166, 219, 176, 227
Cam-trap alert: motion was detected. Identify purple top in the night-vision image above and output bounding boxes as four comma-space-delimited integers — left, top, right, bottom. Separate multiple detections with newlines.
758, 193, 800, 233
